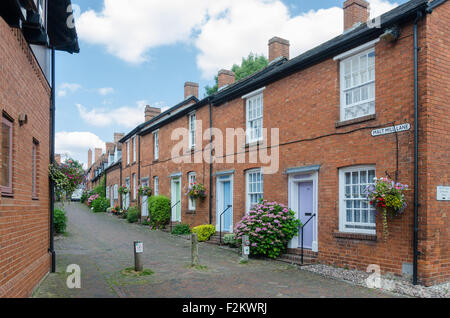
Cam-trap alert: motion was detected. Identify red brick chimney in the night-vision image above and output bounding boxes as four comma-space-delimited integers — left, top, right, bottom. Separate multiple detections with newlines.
268, 37, 290, 63
94, 148, 102, 163
343, 0, 370, 31
114, 133, 125, 144
184, 82, 199, 99
145, 106, 161, 122
218, 69, 235, 89
55, 154, 61, 165
88, 149, 92, 167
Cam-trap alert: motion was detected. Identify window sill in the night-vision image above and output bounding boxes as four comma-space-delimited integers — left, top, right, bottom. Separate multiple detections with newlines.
244, 140, 265, 149
333, 231, 377, 241
185, 210, 196, 215
335, 114, 377, 128
32, 197, 39, 201
153, 159, 159, 164
1, 191, 13, 198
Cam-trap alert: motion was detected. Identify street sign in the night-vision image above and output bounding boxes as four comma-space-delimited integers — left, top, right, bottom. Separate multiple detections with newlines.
371, 123, 411, 137
135, 242, 144, 254
243, 246, 250, 255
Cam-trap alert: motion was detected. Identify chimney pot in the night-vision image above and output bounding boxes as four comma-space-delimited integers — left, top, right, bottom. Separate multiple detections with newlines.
184, 82, 199, 99
145, 106, 161, 122
343, 0, 370, 31
94, 148, 102, 163
268, 37, 290, 63
218, 69, 235, 89
88, 149, 93, 168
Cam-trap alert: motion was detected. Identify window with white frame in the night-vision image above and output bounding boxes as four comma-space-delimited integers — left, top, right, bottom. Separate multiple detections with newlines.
339, 166, 376, 234
245, 93, 263, 144
133, 174, 137, 200
1, 116, 13, 194
126, 141, 130, 165
154, 176, 159, 196
106, 186, 109, 199
189, 112, 196, 149
133, 137, 136, 163
340, 48, 375, 121
246, 169, 263, 213
114, 184, 118, 200
188, 172, 196, 210
153, 131, 159, 160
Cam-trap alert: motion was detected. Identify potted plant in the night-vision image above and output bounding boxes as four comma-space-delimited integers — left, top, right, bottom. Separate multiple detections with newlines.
365, 177, 408, 240
138, 185, 153, 197
186, 182, 207, 201
118, 186, 129, 195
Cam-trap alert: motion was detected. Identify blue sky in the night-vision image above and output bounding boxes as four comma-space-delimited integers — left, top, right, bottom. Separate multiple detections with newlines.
55, 0, 406, 167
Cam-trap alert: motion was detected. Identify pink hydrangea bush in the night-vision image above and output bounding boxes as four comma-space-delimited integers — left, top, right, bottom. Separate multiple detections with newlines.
234, 200, 301, 259
87, 194, 99, 207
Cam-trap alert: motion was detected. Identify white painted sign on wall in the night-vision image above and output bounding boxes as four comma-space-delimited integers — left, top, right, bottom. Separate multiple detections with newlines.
437, 186, 450, 201
371, 123, 411, 137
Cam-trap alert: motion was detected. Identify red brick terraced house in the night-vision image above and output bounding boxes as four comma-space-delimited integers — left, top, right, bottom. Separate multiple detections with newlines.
86, 0, 448, 286
104, 133, 124, 209
0, 0, 79, 297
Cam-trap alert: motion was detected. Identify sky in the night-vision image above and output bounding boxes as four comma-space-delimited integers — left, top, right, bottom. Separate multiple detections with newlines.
55, 0, 407, 168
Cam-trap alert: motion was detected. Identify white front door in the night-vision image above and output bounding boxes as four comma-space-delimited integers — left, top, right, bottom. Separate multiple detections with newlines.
288, 172, 318, 252
141, 179, 149, 217
171, 177, 181, 222
216, 175, 233, 233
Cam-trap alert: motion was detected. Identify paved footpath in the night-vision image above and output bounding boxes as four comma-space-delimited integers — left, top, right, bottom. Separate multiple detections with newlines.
33, 203, 398, 298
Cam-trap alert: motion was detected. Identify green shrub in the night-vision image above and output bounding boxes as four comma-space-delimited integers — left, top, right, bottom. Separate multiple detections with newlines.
80, 191, 89, 204
127, 207, 139, 223
54, 208, 67, 234
223, 234, 237, 247
93, 176, 106, 198
171, 224, 191, 235
192, 225, 216, 242
92, 197, 110, 213
148, 195, 171, 229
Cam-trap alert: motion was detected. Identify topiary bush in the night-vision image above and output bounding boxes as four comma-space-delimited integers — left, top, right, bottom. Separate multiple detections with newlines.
92, 197, 110, 213
192, 225, 216, 242
234, 200, 301, 259
54, 208, 67, 234
171, 224, 191, 235
148, 195, 171, 229
127, 207, 139, 223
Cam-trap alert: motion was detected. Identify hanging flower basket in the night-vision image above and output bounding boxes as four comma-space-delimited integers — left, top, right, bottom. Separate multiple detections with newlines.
186, 182, 207, 200
138, 185, 152, 197
365, 177, 408, 241
119, 186, 129, 195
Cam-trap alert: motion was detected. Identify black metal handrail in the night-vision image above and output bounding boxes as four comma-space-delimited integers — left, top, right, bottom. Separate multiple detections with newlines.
219, 205, 232, 245
300, 213, 316, 265
169, 200, 181, 233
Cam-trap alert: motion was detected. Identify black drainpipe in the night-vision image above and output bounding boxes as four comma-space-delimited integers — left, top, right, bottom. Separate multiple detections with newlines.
208, 97, 213, 225
413, 9, 424, 286
49, 47, 56, 273
138, 135, 141, 217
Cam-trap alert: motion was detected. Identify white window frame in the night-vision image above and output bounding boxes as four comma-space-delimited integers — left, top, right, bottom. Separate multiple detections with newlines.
114, 184, 118, 200
245, 169, 263, 213
133, 174, 137, 201
154, 176, 159, 196
189, 112, 196, 149
245, 92, 264, 144
126, 141, 130, 165
188, 172, 196, 211
339, 165, 377, 235
132, 137, 136, 163
106, 186, 109, 199
337, 43, 376, 122
153, 130, 159, 161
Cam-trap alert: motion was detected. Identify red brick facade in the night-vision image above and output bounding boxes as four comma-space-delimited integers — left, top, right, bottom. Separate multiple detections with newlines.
0, 18, 52, 297
85, 1, 448, 286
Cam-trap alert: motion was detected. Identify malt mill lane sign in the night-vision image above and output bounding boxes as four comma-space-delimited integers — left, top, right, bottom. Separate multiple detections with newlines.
371, 123, 411, 137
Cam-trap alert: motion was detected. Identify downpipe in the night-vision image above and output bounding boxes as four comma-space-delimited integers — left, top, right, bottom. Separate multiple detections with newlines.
49, 47, 56, 273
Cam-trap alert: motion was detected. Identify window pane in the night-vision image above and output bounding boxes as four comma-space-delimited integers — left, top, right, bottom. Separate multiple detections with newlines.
2, 122, 11, 187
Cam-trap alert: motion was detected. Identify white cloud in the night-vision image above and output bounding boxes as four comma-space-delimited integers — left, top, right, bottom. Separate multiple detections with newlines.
77, 0, 398, 78
77, 100, 157, 128
56, 132, 106, 167
98, 87, 115, 96
58, 83, 82, 97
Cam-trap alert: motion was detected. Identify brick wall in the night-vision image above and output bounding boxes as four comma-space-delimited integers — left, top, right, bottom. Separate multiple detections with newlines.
105, 164, 121, 208
0, 18, 52, 297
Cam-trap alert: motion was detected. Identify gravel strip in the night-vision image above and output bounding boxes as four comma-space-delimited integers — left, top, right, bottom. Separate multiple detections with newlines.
299, 264, 450, 298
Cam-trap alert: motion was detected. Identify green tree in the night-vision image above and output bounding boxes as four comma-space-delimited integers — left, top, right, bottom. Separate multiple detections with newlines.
205, 53, 268, 96
49, 158, 85, 204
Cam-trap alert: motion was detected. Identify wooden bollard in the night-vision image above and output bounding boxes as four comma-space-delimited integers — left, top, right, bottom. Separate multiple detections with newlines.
134, 241, 144, 272
191, 233, 199, 266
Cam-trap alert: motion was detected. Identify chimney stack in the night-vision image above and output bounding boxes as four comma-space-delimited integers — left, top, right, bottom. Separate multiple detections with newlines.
55, 154, 61, 165
268, 37, 290, 63
145, 106, 161, 122
94, 148, 102, 163
184, 82, 199, 99
106, 142, 115, 155
114, 133, 125, 144
88, 149, 92, 167
218, 70, 235, 89
343, 0, 370, 31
